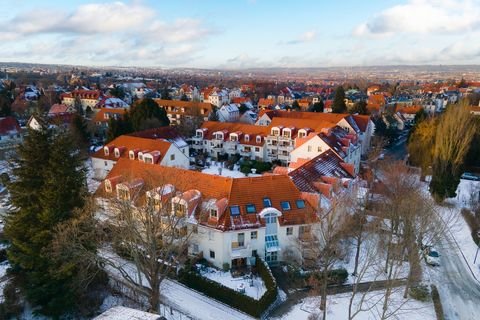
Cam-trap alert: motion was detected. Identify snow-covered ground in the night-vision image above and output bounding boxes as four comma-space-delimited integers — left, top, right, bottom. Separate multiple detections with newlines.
339, 237, 409, 285
100, 249, 255, 320
198, 265, 267, 300
0, 261, 9, 303
201, 162, 262, 178
86, 159, 101, 193
202, 162, 246, 178
274, 287, 436, 320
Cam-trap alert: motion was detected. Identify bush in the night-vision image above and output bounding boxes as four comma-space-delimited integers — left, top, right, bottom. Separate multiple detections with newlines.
409, 284, 430, 302
328, 268, 348, 285
222, 263, 230, 272
180, 256, 277, 317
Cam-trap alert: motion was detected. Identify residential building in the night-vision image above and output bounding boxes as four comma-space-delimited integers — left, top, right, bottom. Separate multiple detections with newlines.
192, 122, 269, 160
93, 108, 128, 137
47, 103, 76, 116
96, 158, 318, 268
127, 126, 189, 158
61, 90, 102, 111
218, 104, 240, 122
91, 135, 189, 179
153, 99, 213, 126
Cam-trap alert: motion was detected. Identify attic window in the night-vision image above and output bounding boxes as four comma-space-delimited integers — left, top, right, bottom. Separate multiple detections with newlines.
298, 131, 306, 138
245, 135, 250, 142
230, 205, 240, 216
263, 197, 272, 208
296, 200, 305, 209
256, 136, 261, 143
114, 148, 121, 158
280, 201, 291, 211
104, 146, 110, 156
282, 130, 291, 138
246, 204, 256, 214
271, 129, 279, 136
210, 209, 218, 218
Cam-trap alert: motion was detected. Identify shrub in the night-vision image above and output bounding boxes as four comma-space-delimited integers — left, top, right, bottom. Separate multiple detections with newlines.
222, 263, 230, 272
328, 268, 348, 285
180, 256, 277, 317
409, 284, 430, 302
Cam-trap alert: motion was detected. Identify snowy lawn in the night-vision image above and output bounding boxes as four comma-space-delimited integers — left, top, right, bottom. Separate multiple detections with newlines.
202, 162, 262, 178
197, 265, 267, 300
274, 287, 436, 320
99, 249, 255, 320
86, 159, 101, 193
0, 261, 10, 303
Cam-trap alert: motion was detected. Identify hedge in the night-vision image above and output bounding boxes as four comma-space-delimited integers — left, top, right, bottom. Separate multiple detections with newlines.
179, 256, 278, 318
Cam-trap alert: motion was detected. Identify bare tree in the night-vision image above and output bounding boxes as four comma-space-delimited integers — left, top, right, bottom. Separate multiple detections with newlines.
99, 175, 206, 313
298, 192, 351, 320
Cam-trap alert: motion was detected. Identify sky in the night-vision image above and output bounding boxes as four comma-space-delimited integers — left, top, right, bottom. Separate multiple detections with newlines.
0, 0, 480, 69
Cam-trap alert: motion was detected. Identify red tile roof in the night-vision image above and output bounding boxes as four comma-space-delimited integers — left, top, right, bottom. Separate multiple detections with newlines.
93, 108, 128, 123
98, 158, 317, 231
92, 135, 172, 163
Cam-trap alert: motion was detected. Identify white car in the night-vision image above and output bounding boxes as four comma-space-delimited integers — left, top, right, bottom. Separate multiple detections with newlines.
425, 248, 440, 266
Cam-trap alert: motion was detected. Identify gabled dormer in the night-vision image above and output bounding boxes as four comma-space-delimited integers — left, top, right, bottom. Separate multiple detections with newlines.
244, 134, 250, 143
104, 175, 123, 193
104, 145, 115, 156
256, 135, 262, 144
129, 148, 140, 160
143, 150, 161, 164
137, 150, 150, 162
116, 178, 144, 201
271, 126, 282, 136
114, 146, 126, 158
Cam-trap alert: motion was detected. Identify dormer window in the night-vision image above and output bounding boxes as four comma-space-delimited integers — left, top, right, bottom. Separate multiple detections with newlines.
230, 134, 238, 142
298, 130, 306, 138
244, 135, 250, 142
271, 129, 279, 136
196, 131, 203, 138
210, 208, 218, 218
282, 129, 291, 138
117, 187, 130, 201
256, 136, 262, 143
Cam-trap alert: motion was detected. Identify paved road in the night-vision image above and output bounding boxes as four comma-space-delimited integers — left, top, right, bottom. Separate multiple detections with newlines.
384, 134, 408, 161
425, 233, 480, 320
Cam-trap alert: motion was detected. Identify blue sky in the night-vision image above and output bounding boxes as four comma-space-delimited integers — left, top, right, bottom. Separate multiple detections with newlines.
0, 0, 479, 68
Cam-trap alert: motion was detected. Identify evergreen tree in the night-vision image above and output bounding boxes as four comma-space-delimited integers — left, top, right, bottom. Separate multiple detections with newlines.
161, 87, 171, 100
70, 114, 90, 154
308, 100, 324, 112
332, 86, 347, 113
208, 105, 219, 121
5, 128, 92, 317
349, 100, 368, 115
291, 100, 301, 110
130, 98, 169, 131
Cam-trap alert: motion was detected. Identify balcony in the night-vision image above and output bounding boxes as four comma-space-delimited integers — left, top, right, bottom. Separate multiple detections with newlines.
278, 153, 290, 161
240, 149, 252, 156
192, 136, 203, 142
231, 242, 250, 258
231, 241, 246, 250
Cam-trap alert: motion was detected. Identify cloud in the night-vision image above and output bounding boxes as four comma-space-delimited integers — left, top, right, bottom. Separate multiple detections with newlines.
354, 0, 480, 37
285, 30, 317, 45
0, 1, 214, 67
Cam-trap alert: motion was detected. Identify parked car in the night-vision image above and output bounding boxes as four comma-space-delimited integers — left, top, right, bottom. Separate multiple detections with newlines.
425, 247, 440, 266
378, 153, 385, 160
461, 172, 480, 181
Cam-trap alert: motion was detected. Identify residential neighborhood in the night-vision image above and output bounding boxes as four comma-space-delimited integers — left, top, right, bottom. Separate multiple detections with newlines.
0, 1, 480, 320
